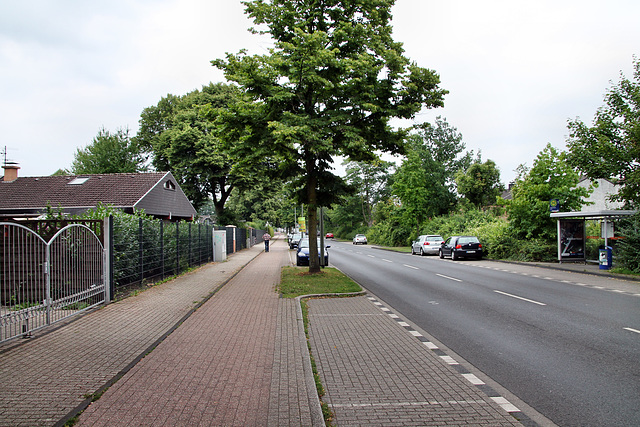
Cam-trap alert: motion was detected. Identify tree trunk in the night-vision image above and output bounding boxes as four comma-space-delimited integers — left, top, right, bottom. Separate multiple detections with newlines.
306, 159, 321, 273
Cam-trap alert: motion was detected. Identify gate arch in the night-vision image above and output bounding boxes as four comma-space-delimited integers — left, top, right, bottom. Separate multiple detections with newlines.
1, 222, 105, 343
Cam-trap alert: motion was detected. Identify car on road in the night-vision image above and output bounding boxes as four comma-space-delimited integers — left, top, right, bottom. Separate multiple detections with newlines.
439, 236, 483, 260
289, 233, 304, 249
296, 238, 330, 266
353, 234, 367, 245
411, 235, 444, 256
325, 232, 334, 239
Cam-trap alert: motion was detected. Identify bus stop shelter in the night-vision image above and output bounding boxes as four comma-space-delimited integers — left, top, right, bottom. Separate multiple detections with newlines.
550, 210, 636, 263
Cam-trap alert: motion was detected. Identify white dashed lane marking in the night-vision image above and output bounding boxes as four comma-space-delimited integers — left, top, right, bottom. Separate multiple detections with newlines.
491, 396, 520, 413
436, 273, 462, 282
469, 263, 639, 297
493, 290, 546, 306
462, 373, 485, 385
440, 355, 458, 365
365, 295, 524, 418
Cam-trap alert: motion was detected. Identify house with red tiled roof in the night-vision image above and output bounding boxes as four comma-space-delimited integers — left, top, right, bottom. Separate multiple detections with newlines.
0, 164, 196, 221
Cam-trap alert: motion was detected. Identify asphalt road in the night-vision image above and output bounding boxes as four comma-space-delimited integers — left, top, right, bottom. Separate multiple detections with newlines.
328, 240, 640, 427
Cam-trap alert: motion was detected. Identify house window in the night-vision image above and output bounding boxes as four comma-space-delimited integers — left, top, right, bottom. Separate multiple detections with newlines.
164, 180, 176, 191
68, 177, 90, 185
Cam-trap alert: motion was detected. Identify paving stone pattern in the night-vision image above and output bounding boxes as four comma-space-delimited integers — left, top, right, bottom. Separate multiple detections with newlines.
76, 240, 320, 426
1, 235, 535, 427
307, 297, 523, 426
0, 251, 256, 427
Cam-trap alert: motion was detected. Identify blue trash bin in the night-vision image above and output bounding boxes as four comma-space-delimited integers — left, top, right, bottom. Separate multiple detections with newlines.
598, 246, 613, 270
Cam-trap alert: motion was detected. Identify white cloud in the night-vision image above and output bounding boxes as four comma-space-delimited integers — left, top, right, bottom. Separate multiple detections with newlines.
0, 0, 638, 183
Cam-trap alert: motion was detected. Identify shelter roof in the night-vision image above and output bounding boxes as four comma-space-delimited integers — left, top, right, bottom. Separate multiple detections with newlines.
550, 210, 636, 219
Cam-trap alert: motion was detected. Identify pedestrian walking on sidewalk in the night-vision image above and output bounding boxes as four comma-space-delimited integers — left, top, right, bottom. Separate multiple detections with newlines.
263, 232, 271, 252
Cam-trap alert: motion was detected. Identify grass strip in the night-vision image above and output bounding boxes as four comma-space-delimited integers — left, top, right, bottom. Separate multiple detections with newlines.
279, 266, 362, 298
280, 266, 362, 426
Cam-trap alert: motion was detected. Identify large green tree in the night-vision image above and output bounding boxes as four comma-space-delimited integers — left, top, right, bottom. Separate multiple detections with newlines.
566, 57, 640, 208
344, 159, 393, 227
455, 158, 504, 207
136, 83, 245, 223
71, 127, 148, 174
393, 118, 472, 236
213, 0, 447, 272
505, 143, 591, 241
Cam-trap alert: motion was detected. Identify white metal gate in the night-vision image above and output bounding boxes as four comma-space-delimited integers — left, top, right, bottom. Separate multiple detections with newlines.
1, 222, 105, 344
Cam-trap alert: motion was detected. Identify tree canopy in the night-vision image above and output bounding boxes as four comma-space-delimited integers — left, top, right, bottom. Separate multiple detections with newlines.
455, 158, 504, 207
213, 0, 447, 271
505, 143, 591, 241
344, 159, 393, 227
393, 118, 471, 235
566, 56, 640, 208
136, 83, 245, 223
71, 127, 147, 175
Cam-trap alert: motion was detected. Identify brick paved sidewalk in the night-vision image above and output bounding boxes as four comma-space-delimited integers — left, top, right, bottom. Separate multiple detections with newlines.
0, 241, 282, 426
75, 239, 322, 426
307, 296, 525, 426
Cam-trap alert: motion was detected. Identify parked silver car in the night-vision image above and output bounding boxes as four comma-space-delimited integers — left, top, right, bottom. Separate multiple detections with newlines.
411, 235, 444, 256
353, 234, 367, 245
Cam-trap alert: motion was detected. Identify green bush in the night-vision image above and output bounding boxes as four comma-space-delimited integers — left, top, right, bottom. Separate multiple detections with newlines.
616, 213, 640, 273
367, 214, 413, 247
421, 208, 557, 262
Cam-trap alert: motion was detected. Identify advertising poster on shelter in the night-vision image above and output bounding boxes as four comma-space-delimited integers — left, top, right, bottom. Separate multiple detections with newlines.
559, 219, 585, 261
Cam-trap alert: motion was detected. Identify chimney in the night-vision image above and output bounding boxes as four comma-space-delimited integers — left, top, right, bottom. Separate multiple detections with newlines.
2, 163, 20, 182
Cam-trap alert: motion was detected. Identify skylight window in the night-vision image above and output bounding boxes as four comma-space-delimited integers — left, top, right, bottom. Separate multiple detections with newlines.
68, 177, 90, 185
164, 180, 176, 190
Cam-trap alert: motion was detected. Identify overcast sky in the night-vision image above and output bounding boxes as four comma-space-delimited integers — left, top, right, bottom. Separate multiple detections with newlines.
1, 0, 638, 184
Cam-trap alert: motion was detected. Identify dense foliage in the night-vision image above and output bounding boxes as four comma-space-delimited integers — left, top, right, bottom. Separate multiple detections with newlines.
566, 57, 640, 208
136, 83, 246, 224
213, 0, 447, 272
504, 144, 591, 241
455, 159, 504, 207
71, 127, 148, 174
393, 118, 472, 236
616, 213, 640, 273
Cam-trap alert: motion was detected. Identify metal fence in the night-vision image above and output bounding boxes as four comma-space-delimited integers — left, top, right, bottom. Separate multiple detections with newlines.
1, 222, 105, 343
1, 217, 264, 344
111, 217, 215, 294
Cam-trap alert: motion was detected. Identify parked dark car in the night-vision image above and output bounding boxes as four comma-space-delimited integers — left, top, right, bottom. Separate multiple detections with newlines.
289, 233, 304, 249
296, 238, 330, 266
439, 236, 483, 260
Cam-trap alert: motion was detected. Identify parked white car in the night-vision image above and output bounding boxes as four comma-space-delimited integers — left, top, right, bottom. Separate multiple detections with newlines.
411, 235, 444, 256
353, 234, 367, 245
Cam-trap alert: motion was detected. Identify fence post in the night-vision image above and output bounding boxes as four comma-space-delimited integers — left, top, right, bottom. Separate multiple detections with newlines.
188, 223, 192, 268
160, 220, 164, 280
176, 222, 180, 274
139, 218, 144, 284
104, 215, 113, 303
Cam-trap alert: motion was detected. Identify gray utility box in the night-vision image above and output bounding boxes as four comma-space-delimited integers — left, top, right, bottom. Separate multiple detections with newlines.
213, 230, 227, 262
